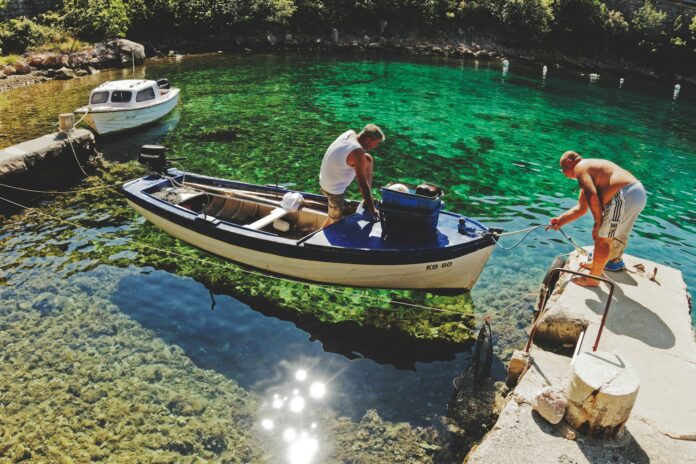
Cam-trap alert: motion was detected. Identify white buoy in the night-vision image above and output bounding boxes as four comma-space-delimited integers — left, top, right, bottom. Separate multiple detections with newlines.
619, 78, 624, 88
542, 65, 548, 78
673, 84, 681, 99
502, 59, 509, 78
589, 73, 600, 84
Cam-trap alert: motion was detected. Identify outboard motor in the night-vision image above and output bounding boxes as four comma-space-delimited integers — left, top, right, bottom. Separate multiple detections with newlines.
138, 145, 169, 172
157, 78, 170, 89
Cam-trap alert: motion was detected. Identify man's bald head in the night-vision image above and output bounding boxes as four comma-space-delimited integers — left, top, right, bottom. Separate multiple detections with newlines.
560, 151, 582, 178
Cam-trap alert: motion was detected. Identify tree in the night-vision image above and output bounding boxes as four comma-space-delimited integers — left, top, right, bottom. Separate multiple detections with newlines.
500, 0, 553, 42
62, 0, 131, 40
631, 0, 667, 54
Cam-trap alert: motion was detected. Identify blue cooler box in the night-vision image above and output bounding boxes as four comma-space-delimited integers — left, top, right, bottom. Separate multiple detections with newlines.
378, 187, 443, 240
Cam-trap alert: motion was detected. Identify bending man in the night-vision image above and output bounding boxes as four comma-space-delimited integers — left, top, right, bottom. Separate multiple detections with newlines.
319, 124, 385, 226
547, 151, 647, 287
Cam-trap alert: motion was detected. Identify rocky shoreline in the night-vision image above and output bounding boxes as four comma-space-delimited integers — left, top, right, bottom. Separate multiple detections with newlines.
0, 38, 145, 93
2, 31, 693, 94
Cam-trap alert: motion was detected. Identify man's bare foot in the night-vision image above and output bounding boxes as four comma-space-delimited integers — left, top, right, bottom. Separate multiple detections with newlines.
571, 276, 601, 287
579, 261, 593, 270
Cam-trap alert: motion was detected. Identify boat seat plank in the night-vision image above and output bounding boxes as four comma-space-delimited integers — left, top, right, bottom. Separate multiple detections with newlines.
244, 207, 289, 230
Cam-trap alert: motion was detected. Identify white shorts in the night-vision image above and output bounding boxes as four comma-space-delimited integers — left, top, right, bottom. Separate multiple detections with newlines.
597, 182, 647, 242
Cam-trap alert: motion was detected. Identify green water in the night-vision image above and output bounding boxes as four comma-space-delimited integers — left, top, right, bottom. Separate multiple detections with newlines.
1, 54, 695, 461
4, 54, 692, 314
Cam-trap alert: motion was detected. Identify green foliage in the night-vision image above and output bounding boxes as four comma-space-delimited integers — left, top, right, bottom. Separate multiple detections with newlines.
500, 0, 553, 42
61, 0, 130, 41
631, 0, 667, 54
602, 7, 628, 37
254, 0, 298, 24
551, 0, 610, 50
0, 53, 21, 66
0, 17, 56, 54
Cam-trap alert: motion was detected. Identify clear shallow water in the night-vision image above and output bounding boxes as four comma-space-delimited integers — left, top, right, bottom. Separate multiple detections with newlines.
1, 53, 695, 460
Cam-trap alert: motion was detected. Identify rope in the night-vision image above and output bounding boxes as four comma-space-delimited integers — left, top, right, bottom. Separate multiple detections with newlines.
559, 227, 590, 257
0, 193, 475, 317
65, 132, 91, 178
0, 180, 123, 195
490, 224, 546, 251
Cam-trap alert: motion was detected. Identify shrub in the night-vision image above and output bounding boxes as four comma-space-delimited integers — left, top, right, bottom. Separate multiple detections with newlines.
61, 0, 130, 41
253, 0, 297, 25
631, 0, 667, 54
500, 0, 553, 42
0, 54, 21, 66
551, 0, 608, 51
602, 7, 628, 37
0, 17, 56, 54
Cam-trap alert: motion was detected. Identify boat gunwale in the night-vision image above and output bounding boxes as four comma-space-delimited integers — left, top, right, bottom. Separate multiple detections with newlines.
122, 170, 495, 265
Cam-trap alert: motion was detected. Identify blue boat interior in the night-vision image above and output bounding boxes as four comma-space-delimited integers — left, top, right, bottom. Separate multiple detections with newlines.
304, 208, 484, 251
128, 171, 490, 251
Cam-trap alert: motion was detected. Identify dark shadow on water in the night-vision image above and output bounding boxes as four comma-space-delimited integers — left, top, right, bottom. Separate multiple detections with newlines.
108, 269, 501, 425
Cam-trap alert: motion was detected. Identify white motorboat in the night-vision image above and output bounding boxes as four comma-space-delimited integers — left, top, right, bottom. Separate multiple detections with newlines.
75, 79, 180, 135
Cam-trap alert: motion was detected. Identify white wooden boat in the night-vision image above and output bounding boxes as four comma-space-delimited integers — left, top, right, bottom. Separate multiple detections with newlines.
75, 79, 179, 135
123, 149, 501, 292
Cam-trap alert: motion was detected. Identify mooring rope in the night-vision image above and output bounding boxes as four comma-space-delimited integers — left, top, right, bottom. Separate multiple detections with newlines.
0, 180, 123, 195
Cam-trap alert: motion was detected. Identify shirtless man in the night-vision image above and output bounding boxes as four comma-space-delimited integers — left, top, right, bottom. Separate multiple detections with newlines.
319, 124, 384, 226
547, 151, 647, 287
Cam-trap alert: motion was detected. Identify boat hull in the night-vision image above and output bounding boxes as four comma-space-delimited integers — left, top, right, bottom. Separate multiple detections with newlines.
81, 90, 180, 135
127, 199, 494, 291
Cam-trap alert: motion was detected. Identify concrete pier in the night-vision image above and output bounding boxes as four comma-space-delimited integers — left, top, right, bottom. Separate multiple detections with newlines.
465, 252, 696, 464
0, 129, 100, 186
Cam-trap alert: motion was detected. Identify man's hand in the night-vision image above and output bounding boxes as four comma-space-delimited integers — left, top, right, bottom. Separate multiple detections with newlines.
368, 206, 380, 222
592, 223, 600, 241
546, 217, 561, 231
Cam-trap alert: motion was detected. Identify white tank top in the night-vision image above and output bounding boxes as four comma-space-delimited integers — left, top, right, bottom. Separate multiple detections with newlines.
319, 130, 362, 194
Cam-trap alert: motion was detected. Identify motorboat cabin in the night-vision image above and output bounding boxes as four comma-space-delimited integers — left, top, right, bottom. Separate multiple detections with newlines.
75, 79, 179, 135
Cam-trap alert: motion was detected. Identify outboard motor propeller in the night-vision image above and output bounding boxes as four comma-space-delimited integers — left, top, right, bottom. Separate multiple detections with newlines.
157, 78, 170, 89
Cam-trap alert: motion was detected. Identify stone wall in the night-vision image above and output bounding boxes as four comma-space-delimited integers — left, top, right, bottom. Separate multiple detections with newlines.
1, 0, 60, 20
604, 0, 696, 22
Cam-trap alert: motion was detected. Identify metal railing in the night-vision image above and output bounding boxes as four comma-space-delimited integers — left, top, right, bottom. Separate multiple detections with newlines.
526, 268, 615, 353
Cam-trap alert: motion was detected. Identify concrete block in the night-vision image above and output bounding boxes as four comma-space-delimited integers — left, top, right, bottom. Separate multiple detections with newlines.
565, 351, 640, 438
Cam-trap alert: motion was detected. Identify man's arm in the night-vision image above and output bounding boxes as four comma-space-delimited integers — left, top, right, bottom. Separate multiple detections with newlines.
347, 149, 378, 219
548, 189, 588, 230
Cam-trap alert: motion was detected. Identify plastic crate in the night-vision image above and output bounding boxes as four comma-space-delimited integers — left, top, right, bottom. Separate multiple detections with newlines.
378, 203, 443, 240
